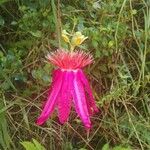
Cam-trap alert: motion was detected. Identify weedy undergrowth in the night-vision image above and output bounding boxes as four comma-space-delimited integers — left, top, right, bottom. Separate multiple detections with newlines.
0, 0, 150, 149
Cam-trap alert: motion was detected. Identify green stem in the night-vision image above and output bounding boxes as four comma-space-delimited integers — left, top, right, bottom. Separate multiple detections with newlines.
51, 0, 61, 48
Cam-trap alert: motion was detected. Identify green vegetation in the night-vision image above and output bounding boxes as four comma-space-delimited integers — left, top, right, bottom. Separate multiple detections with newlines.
0, 0, 150, 149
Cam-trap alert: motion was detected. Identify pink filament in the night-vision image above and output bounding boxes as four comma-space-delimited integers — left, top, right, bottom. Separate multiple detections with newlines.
46, 49, 93, 69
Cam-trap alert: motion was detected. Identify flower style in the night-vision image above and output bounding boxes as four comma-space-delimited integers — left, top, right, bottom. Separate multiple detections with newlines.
36, 49, 99, 129
62, 30, 70, 43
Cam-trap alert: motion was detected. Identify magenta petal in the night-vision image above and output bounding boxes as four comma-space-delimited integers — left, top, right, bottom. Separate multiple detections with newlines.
36, 70, 63, 125
78, 69, 99, 113
72, 71, 91, 129
58, 71, 74, 124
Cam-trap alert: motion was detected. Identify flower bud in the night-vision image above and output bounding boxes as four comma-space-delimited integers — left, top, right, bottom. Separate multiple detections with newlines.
62, 30, 70, 43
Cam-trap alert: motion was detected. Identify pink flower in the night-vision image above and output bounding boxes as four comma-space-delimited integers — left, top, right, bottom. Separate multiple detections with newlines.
36, 49, 99, 129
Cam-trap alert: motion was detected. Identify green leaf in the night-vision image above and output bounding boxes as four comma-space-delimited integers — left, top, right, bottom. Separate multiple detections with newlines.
131, 9, 137, 15
33, 139, 45, 150
93, 1, 101, 9
0, 0, 9, 5
29, 30, 42, 38
113, 145, 132, 150
108, 40, 114, 48
21, 141, 37, 150
0, 99, 12, 149
92, 40, 98, 49
21, 139, 46, 150
63, 142, 73, 150
11, 21, 17, 25
0, 16, 5, 26
102, 143, 110, 150
99, 65, 108, 72
95, 49, 101, 58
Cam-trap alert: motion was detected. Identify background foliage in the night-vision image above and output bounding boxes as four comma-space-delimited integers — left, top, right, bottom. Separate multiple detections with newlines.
0, 0, 150, 149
